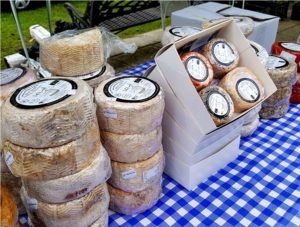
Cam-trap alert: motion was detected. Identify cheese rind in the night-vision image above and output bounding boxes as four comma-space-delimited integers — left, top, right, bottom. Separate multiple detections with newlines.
161, 26, 201, 46
0, 67, 37, 107
108, 179, 161, 215
101, 127, 162, 163
218, 67, 265, 112
241, 117, 260, 138
95, 76, 165, 134
180, 52, 214, 90
249, 40, 269, 67
266, 56, 297, 88
230, 16, 254, 37
259, 102, 290, 119
109, 148, 164, 192
2, 78, 95, 148
199, 86, 234, 126
262, 86, 292, 107
22, 147, 111, 203
203, 38, 239, 78
3, 122, 101, 181
40, 29, 104, 77
89, 211, 108, 227
21, 183, 109, 227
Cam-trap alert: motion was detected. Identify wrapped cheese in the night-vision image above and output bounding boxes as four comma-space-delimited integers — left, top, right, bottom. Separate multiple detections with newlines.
40, 28, 104, 77
108, 178, 161, 215
95, 76, 165, 134
3, 122, 101, 181
109, 148, 164, 193
101, 127, 162, 163
2, 78, 95, 148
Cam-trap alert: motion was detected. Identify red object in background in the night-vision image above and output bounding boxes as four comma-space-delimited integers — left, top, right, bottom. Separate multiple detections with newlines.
290, 72, 300, 103
272, 41, 300, 72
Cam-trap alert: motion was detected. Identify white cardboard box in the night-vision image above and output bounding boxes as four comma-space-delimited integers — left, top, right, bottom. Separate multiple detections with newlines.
164, 136, 241, 190
171, 2, 279, 53
148, 19, 277, 190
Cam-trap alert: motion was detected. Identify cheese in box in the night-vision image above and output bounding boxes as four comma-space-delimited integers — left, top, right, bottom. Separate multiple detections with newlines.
148, 19, 277, 190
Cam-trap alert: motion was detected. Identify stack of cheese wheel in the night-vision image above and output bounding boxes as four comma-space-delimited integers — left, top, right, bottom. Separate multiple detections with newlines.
260, 55, 297, 119
272, 42, 300, 104
2, 78, 111, 227
240, 41, 269, 137
95, 75, 165, 215
40, 28, 115, 88
0, 67, 38, 214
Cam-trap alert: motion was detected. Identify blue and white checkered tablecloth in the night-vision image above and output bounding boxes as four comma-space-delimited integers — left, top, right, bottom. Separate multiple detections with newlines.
20, 61, 300, 227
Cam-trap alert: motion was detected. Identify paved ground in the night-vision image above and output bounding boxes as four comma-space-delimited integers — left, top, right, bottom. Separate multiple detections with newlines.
108, 18, 300, 73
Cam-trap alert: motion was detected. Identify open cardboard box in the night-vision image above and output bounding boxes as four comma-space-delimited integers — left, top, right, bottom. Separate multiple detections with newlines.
172, 2, 279, 53
148, 19, 277, 190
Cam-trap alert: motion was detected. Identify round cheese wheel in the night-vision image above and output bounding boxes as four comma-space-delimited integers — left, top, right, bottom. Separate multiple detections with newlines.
161, 26, 201, 46
262, 86, 292, 107
0, 67, 37, 107
230, 16, 255, 37
180, 52, 214, 90
199, 86, 234, 126
203, 38, 239, 78
95, 76, 165, 134
22, 147, 111, 203
108, 179, 161, 215
40, 28, 104, 77
241, 117, 260, 138
259, 102, 290, 119
101, 126, 162, 163
54, 63, 115, 89
3, 122, 100, 181
266, 55, 297, 88
21, 183, 109, 227
249, 40, 269, 67
218, 67, 265, 112
243, 103, 261, 125
272, 42, 300, 72
89, 210, 108, 227
1, 186, 18, 227
108, 147, 164, 193
1, 172, 26, 215
2, 78, 95, 148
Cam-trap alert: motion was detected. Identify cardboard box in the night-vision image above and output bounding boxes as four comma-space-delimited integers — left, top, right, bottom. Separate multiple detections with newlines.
164, 136, 241, 190
148, 19, 277, 190
171, 2, 279, 53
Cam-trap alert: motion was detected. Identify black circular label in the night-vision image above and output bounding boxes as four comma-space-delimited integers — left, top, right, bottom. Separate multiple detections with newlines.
185, 56, 208, 82
279, 42, 300, 52
212, 41, 236, 66
236, 78, 260, 103
206, 91, 230, 118
10, 79, 78, 109
267, 56, 289, 70
103, 76, 160, 103
0, 67, 27, 86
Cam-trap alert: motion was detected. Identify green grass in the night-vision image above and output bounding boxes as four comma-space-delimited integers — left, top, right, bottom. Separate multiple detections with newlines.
1, 2, 170, 69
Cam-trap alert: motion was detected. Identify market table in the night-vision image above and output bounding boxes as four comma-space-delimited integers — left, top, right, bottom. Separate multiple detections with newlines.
19, 61, 300, 227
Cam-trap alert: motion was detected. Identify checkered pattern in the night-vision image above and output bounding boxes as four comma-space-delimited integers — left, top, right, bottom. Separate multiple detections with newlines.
19, 62, 300, 227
